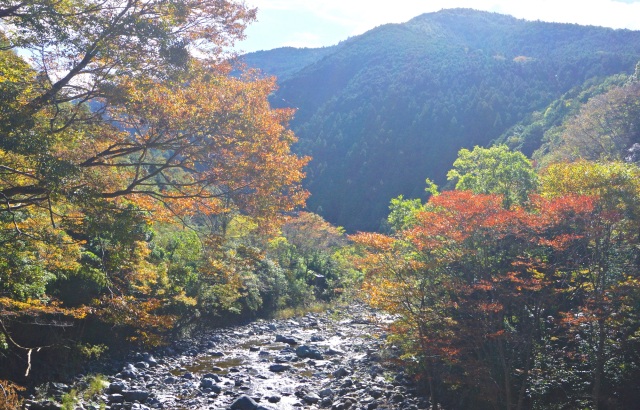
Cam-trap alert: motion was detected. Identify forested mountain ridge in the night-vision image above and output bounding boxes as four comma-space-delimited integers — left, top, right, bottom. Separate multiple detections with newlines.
241, 8, 640, 232
238, 46, 338, 81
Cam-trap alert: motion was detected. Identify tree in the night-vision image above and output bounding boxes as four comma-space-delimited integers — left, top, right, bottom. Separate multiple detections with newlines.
270, 212, 347, 302
352, 187, 600, 410
387, 195, 423, 232
447, 145, 538, 208
540, 161, 640, 409
355, 161, 640, 409
541, 82, 640, 164
0, 59, 309, 294
0, 0, 255, 113
386, 179, 436, 232
0, 0, 310, 373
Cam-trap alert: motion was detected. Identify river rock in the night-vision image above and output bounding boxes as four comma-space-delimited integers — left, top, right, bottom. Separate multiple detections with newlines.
30, 304, 423, 410
295, 345, 324, 360
331, 401, 352, 410
319, 388, 334, 398
202, 372, 222, 382
134, 361, 149, 369
367, 401, 379, 410
163, 376, 178, 384
303, 392, 321, 404
122, 389, 150, 403
325, 347, 345, 356
230, 394, 258, 410
24, 400, 62, 410
107, 393, 125, 404
269, 364, 291, 372
120, 364, 139, 379
267, 395, 281, 403
391, 392, 405, 402
48, 382, 70, 397
200, 378, 222, 393
275, 334, 298, 345
141, 352, 158, 367
108, 381, 127, 394
333, 367, 350, 378
369, 387, 385, 399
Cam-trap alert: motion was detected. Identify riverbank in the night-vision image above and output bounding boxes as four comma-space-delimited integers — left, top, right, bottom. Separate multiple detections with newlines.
23, 304, 428, 410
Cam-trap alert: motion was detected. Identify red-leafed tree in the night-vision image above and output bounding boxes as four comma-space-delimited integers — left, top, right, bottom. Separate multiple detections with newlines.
352, 190, 600, 409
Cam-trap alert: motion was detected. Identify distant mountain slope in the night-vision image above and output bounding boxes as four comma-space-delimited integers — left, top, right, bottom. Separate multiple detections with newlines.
239, 46, 337, 81
496, 73, 631, 157
243, 8, 640, 232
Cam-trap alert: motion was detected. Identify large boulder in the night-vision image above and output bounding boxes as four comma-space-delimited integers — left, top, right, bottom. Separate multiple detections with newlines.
230, 394, 258, 410
122, 389, 150, 403
275, 334, 298, 345
296, 345, 324, 360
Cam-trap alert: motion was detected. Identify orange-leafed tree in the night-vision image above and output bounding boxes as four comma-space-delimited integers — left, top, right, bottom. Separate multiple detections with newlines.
0, 63, 309, 347
0, 0, 310, 376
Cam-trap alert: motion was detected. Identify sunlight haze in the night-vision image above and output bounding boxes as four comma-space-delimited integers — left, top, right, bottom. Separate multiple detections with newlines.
237, 0, 640, 52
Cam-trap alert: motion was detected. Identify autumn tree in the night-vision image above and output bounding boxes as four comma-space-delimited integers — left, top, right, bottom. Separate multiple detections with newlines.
353, 157, 640, 409
0, 0, 255, 112
353, 185, 604, 409
268, 212, 347, 304
540, 81, 640, 164
539, 161, 640, 409
0, 0, 311, 377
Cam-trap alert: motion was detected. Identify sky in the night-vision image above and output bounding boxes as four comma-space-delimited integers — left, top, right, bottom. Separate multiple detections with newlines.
235, 0, 640, 53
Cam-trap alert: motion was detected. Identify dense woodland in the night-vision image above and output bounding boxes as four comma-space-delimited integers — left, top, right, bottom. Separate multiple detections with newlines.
244, 9, 640, 232
0, 0, 355, 402
1, 2, 640, 410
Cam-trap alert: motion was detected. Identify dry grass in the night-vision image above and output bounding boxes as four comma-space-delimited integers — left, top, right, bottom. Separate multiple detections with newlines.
273, 301, 332, 320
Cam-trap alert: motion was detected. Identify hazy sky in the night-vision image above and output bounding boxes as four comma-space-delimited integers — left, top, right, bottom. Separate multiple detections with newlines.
235, 0, 640, 53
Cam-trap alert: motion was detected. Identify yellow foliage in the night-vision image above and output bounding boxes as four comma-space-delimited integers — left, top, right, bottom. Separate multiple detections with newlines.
0, 379, 24, 410
0, 297, 88, 319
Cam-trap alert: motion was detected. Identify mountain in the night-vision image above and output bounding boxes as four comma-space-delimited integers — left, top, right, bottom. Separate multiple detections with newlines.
238, 46, 337, 81
240, 8, 640, 232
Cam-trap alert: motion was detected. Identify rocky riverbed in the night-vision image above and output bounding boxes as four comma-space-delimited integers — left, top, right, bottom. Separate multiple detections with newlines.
24, 304, 429, 410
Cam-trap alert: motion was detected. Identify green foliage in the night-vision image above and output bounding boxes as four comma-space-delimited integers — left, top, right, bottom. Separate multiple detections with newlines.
536, 80, 640, 165
83, 374, 108, 400
61, 389, 78, 410
387, 195, 424, 232
447, 145, 538, 208
77, 344, 108, 361
498, 73, 630, 155
424, 178, 439, 198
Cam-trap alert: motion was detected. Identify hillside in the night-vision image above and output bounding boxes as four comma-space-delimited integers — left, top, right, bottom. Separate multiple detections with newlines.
238, 46, 337, 81
241, 8, 640, 232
